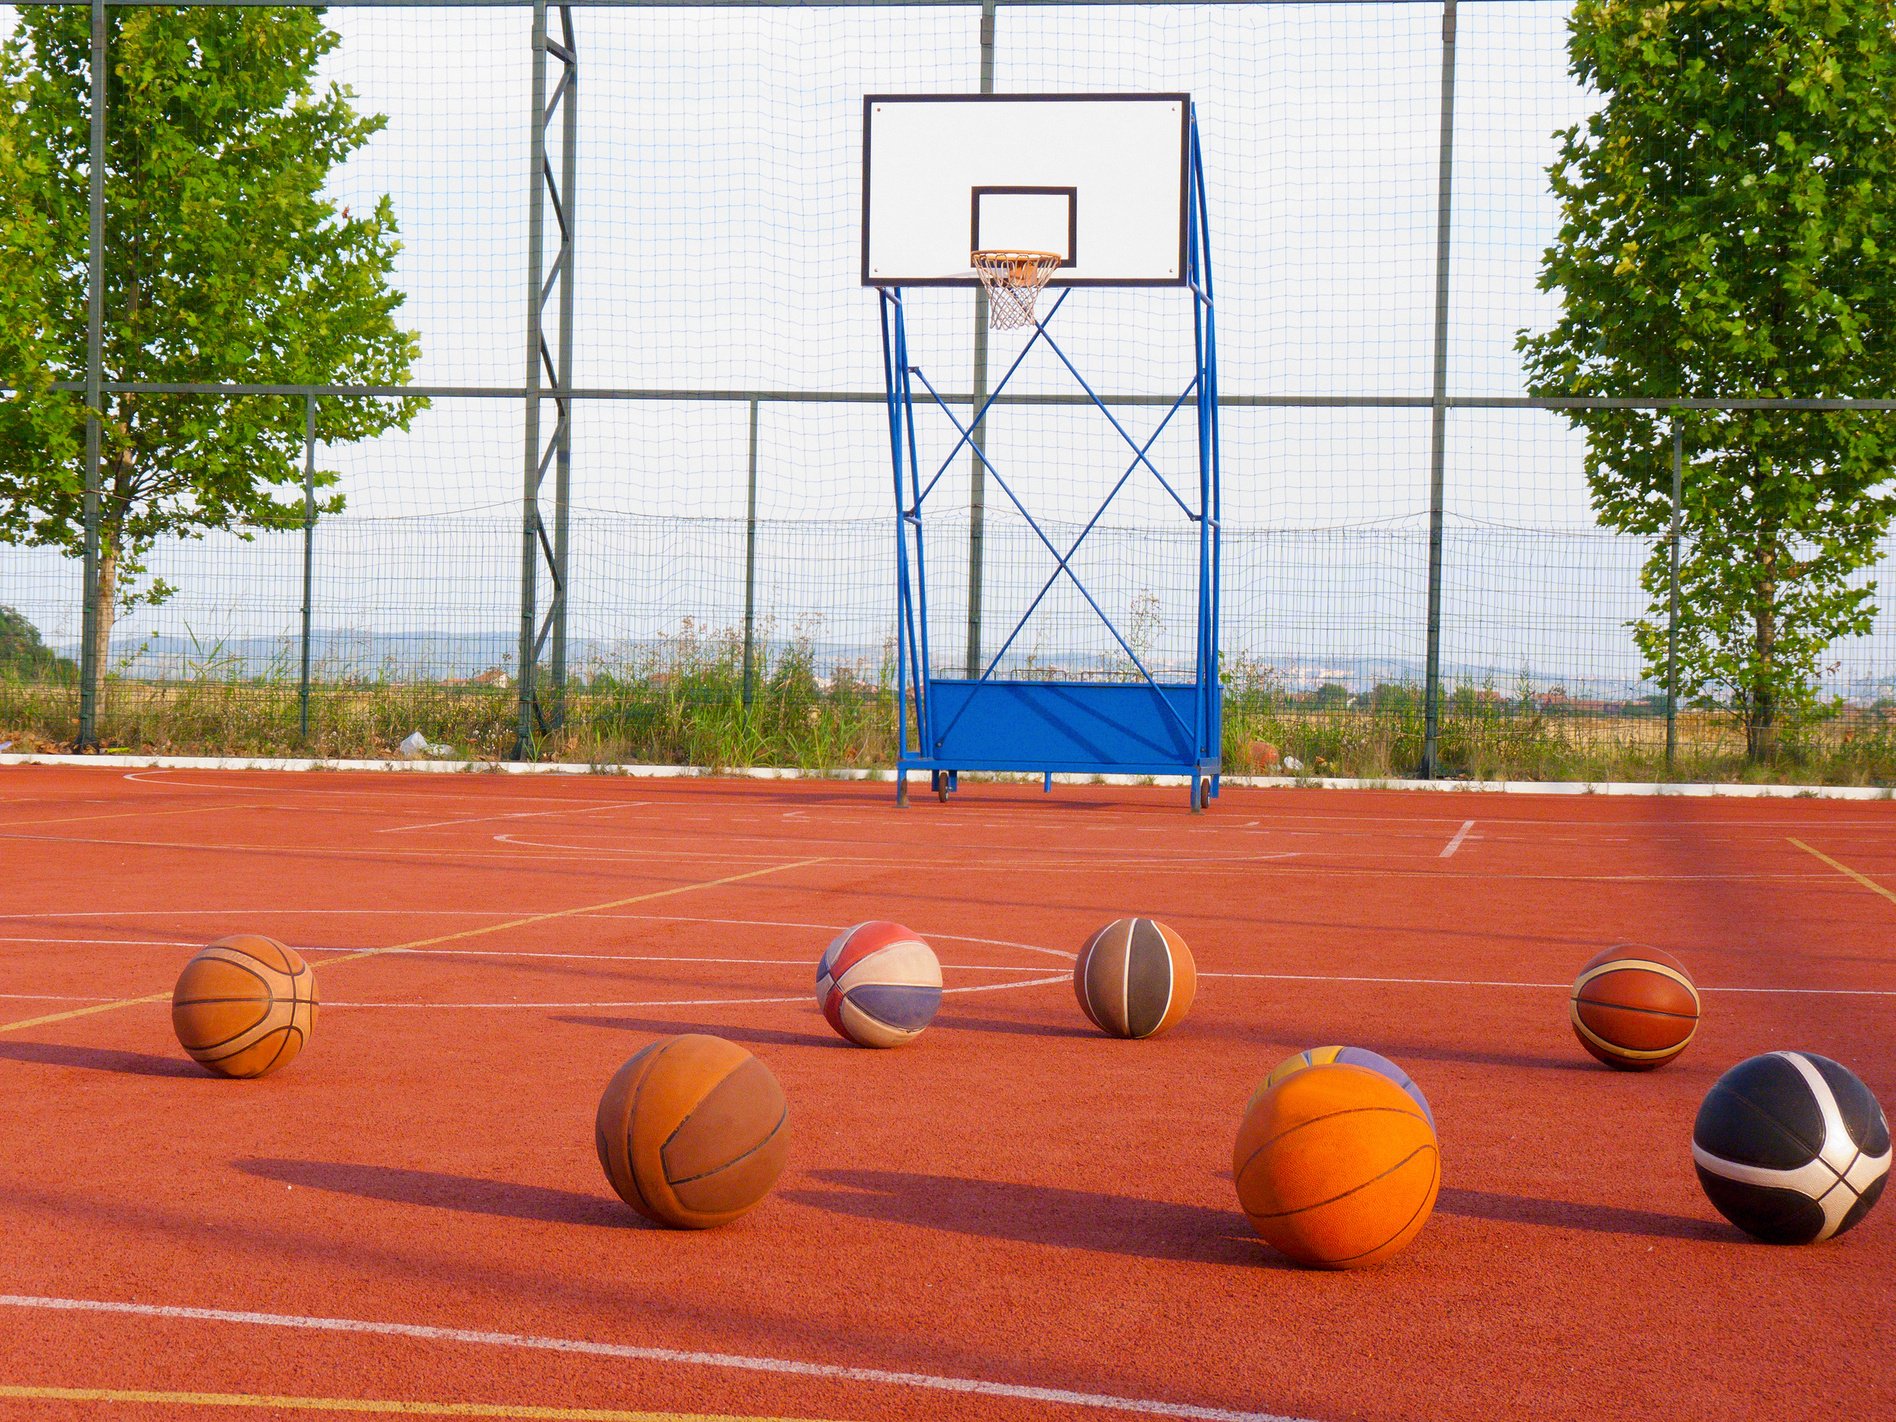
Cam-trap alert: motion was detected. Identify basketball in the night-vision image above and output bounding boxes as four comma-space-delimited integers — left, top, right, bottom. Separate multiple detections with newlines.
815, 921, 942, 1048
595, 1034, 790, 1229
171, 934, 317, 1079
1234, 1063, 1440, 1269
1693, 1051, 1890, 1244
1569, 945, 1700, 1070
1073, 917, 1196, 1039
1263, 1045, 1434, 1129
1245, 740, 1281, 772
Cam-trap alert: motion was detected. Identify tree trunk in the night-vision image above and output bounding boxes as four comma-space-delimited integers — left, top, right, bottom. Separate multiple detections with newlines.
94, 529, 120, 681
1747, 537, 1778, 762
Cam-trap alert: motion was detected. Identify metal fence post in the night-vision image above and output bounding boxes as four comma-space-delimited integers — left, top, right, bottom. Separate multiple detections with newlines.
743, 398, 760, 709
1666, 417, 1682, 769
965, 0, 997, 680
1420, 0, 1458, 778
76, 0, 107, 751
300, 395, 316, 742
515, 2, 576, 758
549, 4, 578, 727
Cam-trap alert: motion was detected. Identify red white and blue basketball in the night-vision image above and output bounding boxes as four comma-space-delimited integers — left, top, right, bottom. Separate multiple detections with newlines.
1262, 1046, 1434, 1130
815, 921, 943, 1049
1693, 1051, 1890, 1245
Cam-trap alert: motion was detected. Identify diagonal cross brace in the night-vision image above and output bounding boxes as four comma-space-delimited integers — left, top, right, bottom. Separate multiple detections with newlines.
906, 365, 1197, 747
914, 289, 1071, 512
968, 376, 1200, 691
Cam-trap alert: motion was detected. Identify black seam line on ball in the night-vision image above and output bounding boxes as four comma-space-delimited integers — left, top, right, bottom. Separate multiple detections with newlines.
1236, 1105, 1424, 1183
625, 1042, 675, 1218
1834, 1146, 1864, 1194
1243, 1143, 1438, 1220
668, 1104, 789, 1186
1718, 1085, 1826, 1162
1572, 999, 1699, 1020
1331, 1153, 1442, 1263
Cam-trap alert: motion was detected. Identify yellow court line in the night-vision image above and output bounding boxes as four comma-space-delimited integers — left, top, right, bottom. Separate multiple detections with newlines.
331, 857, 829, 959
0, 1384, 829, 1421
0, 858, 827, 1035
0, 801, 272, 830
0, 991, 174, 1034
1788, 837, 1896, 907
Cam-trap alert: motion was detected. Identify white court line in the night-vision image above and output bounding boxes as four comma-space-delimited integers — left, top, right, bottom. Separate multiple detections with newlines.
327, 976, 1071, 1009
1200, 970, 1896, 998
0, 936, 199, 948
0, 940, 1052, 971
1440, 819, 1475, 858
376, 800, 649, 834
491, 833, 1304, 869
376, 949, 1050, 972
0, 1295, 1304, 1422
0, 993, 123, 1003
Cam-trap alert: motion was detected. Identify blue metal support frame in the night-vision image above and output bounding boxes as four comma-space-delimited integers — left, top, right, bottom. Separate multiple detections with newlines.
878, 110, 1221, 810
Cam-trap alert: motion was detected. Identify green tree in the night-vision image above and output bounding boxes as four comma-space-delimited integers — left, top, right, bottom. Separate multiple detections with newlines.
1520, 0, 1896, 758
0, 6, 422, 675
0, 605, 77, 681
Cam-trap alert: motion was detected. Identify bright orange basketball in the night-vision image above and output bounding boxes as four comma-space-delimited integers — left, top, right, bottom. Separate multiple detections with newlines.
595, 1034, 790, 1229
1569, 945, 1700, 1071
171, 934, 317, 1079
1233, 1063, 1439, 1269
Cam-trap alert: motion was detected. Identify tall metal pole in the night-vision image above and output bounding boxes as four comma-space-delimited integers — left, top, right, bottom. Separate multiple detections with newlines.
515, 0, 551, 759
1419, 0, 1457, 779
1666, 417, 1682, 769
300, 395, 316, 742
964, 0, 997, 679
76, 0, 107, 751
548, 4, 578, 728
743, 398, 760, 709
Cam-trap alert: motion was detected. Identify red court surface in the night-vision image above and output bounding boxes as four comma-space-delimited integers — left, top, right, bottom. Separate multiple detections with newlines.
0, 764, 1892, 1422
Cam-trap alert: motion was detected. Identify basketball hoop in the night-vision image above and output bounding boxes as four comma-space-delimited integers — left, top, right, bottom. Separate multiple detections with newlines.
972, 250, 1062, 330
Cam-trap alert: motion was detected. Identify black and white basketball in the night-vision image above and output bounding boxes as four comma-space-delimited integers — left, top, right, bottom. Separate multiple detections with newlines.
1692, 1052, 1890, 1244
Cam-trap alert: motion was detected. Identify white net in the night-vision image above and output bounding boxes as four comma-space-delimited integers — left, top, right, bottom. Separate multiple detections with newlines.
972, 250, 1063, 330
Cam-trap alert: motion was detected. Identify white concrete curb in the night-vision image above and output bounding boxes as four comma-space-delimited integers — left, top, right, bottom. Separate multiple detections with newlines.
2, 752, 1890, 800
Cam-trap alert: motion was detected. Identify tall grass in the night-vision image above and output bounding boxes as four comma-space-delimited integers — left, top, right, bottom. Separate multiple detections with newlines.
3, 627, 1891, 786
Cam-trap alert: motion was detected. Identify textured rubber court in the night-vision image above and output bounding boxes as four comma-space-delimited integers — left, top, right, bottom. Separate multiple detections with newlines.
0, 764, 1891, 1421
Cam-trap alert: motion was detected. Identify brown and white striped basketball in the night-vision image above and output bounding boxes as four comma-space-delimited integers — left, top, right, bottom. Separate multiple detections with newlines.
1073, 918, 1196, 1040
1569, 945, 1700, 1071
171, 934, 317, 1079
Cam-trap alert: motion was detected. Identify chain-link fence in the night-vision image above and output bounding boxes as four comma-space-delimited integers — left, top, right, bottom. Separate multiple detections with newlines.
2, 2, 1893, 781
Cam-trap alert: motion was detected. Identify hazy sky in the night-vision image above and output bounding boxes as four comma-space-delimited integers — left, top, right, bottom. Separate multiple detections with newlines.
2, 3, 1890, 696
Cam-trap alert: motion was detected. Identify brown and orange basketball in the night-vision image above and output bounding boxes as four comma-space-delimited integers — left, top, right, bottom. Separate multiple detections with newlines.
1073, 917, 1196, 1039
1569, 945, 1700, 1071
171, 934, 317, 1079
1234, 1062, 1439, 1269
595, 1033, 790, 1229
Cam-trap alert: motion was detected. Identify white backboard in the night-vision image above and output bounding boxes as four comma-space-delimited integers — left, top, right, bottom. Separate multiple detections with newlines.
862, 94, 1190, 287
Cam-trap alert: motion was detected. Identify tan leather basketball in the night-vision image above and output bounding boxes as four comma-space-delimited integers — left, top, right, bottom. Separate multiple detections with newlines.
595, 1034, 790, 1229
171, 934, 317, 1079
1569, 945, 1700, 1071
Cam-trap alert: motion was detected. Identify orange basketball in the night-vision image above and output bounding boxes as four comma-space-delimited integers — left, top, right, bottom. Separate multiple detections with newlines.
1233, 1063, 1440, 1269
1569, 945, 1700, 1071
595, 1034, 790, 1229
171, 934, 317, 1079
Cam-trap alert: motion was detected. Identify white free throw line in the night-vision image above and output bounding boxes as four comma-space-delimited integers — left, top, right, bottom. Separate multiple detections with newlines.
1440, 819, 1475, 858
1200, 970, 1896, 998
375, 800, 650, 834
0, 1295, 1313, 1422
